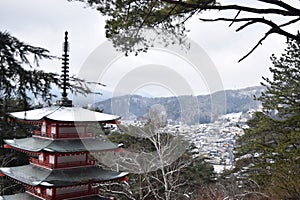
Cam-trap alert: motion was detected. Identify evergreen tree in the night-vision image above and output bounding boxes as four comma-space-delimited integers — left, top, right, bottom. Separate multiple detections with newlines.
71, 0, 300, 60
0, 31, 59, 147
0, 31, 58, 194
0, 31, 59, 101
236, 38, 300, 199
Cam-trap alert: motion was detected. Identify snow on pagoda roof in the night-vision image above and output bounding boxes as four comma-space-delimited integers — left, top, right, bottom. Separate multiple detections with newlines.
0, 164, 128, 187
1, 164, 51, 186
4, 137, 119, 153
9, 106, 121, 122
4, 138, 52, 152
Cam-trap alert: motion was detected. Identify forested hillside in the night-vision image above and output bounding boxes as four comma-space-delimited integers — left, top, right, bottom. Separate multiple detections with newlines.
96, 86, 263, 123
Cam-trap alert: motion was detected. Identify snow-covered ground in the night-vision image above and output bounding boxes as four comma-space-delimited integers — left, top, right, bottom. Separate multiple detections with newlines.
121, 112, 251, 173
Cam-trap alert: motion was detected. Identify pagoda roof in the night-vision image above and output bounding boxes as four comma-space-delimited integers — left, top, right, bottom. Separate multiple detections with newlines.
4, 137, 118, 153
0, 193, 113, 200
9, 106, 120, 122
0, 164, 128, 187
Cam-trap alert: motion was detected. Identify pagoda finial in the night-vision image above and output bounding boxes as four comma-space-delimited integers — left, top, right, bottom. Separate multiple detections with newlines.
57, 31, 72, 107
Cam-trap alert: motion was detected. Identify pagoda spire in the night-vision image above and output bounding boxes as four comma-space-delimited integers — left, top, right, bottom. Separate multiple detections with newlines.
58, 31, 72, 107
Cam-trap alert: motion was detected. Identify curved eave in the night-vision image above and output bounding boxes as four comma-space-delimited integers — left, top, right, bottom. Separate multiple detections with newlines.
43, 167, 129, 187
0, 165, 51, 186
3, 137, 119, 153
45, 118, 121, 124
9, 106, 121, 123
44, 139, 119, 153
4, 138, 52, 153
0, 165, 128, 187
9, 106, 60, 121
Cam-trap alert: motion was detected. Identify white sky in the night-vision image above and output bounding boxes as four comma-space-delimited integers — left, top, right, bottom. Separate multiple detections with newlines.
1, 0, 298, 100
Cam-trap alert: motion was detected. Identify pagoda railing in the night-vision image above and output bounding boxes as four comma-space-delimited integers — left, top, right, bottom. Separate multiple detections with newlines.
56, 160, 96, 168
26, 187, 98, 200
58, 132, 94, 138
54, 189, 98, 200
33, 130, 94, 139
29, 158, 96, 169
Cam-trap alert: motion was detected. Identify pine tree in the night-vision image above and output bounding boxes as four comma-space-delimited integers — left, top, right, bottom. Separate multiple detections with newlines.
236, 38, 300, 199
71, 0, 300, 60
0, 31, 60, 146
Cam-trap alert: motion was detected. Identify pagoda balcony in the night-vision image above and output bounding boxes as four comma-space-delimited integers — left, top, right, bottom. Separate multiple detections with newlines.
32, 130, 94, 139
54, 189, 98, 200
29, 158, 96, 169
26, 186, 98, 200
58, 132, 94, 139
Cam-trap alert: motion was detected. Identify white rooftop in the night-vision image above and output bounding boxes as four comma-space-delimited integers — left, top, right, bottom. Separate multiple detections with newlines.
10, 106, 120, 122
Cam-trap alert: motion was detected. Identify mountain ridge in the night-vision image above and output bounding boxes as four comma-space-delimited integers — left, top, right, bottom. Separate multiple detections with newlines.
95, 86, 264, 124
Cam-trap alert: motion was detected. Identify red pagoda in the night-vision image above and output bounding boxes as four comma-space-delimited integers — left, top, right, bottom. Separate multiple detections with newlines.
0, 32, 128, 200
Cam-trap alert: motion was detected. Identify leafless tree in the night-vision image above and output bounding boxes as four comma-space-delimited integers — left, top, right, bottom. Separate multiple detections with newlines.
94, 105, 191, 200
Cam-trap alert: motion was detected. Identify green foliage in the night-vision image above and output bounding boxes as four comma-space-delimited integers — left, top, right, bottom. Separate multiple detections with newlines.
0, 31, 49, 192
181, 155, 216, 185
72, 0, 216, 55
259, 38, 300, 118
108, 128, 156, 152
236, 38, 300, 199
71, 0, 300, 59
0, 31, 58, 148
0, 31, 59, 102
0, 148, 29, 195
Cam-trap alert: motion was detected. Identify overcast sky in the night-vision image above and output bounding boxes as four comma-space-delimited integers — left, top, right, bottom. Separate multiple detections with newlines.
1, 0, 298, 101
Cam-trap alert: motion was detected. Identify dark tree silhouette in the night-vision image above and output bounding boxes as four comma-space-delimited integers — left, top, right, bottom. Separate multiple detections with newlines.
236, 38, 300, 199
72, 0, 300, 60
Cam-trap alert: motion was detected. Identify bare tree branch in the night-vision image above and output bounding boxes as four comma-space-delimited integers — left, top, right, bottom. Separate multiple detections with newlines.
74, 0, 300, 59
229, 10, 241, 27
279, 17, 300, 28
199, 16, 300, 61
162, 0, 300, 16
258, 0, 300, 14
